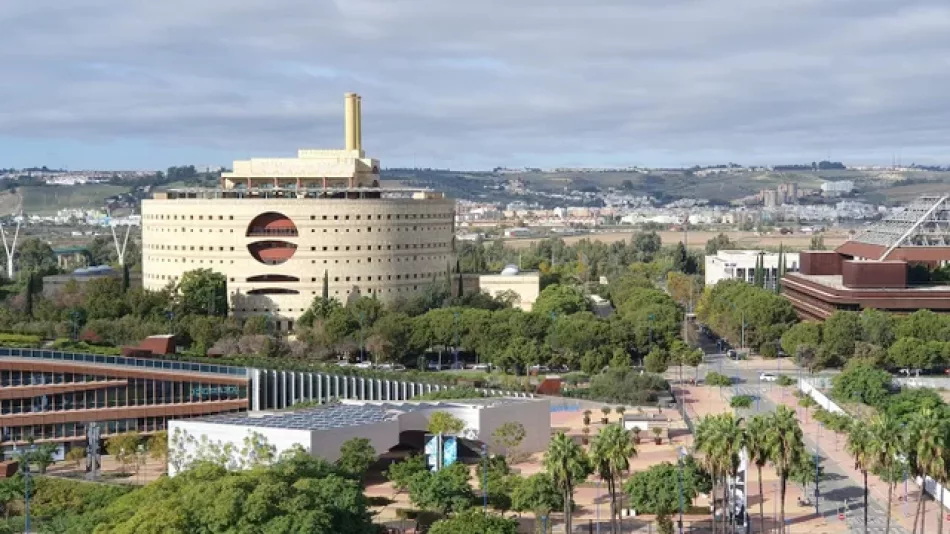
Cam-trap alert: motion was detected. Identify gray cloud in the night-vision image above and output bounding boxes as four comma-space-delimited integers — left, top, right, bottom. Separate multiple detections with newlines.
1, 0, 950, 167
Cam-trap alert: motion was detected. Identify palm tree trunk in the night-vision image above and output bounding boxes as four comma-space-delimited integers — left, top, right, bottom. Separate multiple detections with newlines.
913, 471, 925, 534
722, 474, 729, 534
885, 482, 894, 534
608, 476, 616, 534
863, 471, 869, 534
757, 465, 766, 534
921, 487, 928, 534
564, 485, 572, 534
710, 471, 717, 534
779, 475, 787, 534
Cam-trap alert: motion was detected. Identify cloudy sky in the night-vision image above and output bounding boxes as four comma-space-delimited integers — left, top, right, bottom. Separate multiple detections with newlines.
1, 0, 949, 170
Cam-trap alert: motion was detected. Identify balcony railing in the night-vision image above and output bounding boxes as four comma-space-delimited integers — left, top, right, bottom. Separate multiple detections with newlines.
0, 348, 248, 377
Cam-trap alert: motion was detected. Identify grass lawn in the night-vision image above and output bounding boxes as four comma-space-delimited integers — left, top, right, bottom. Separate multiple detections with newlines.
18, 184, 130, 214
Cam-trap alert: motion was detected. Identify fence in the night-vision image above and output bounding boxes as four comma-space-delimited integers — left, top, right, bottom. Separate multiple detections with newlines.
798, 378, 950, 513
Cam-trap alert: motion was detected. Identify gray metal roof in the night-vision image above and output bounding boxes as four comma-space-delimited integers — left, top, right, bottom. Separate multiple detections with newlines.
200, 404, 398, 431
195, 398, 539, 431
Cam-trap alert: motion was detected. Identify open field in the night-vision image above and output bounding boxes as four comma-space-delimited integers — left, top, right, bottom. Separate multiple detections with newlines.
502, 229, 850, 251
0, 185, 132, 216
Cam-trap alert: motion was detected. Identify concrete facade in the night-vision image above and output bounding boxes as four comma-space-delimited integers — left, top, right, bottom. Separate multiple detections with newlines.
141, 94, 456, 329
477, 271, 541, 311
167, 397, 551, 475
705, 250, 800, 289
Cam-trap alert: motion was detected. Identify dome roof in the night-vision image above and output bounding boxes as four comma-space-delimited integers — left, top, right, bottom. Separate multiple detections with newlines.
500, 264, 520, 276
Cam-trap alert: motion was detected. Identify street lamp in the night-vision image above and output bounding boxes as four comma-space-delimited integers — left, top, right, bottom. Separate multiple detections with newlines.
678, 446, 688, 534
14, 442, 36, 533
481, 444, 488, 512
814, 423, 822, 518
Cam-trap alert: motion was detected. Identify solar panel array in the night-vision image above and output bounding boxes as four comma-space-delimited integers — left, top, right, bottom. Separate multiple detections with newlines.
200, 404, 397, 431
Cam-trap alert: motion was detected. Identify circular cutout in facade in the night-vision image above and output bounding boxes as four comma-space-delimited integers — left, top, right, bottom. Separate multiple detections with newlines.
247, 212, 297, 237
247, 241, 298, 265
247, 288, 300, 295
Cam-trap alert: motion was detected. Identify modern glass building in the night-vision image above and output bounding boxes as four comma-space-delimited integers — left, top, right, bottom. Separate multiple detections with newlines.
0, 348, 249, 453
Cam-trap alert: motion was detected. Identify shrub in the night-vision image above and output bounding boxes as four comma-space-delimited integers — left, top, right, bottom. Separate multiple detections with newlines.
830, 363, 892, 407
729, 395, 753, 409
0, 333, 43, 347
704, 372, 732, 387
414, 387, 486, 401
776, 375, 795, 387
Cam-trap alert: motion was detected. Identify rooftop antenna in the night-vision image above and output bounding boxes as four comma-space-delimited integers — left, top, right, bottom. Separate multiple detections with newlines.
0, 212, 22, 280
107, 209, 132, 266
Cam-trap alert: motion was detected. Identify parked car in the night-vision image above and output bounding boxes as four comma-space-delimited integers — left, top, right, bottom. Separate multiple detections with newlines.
726, 349, 738, 359
759, 372, 778, 382
471, 363, 491, 371
354, 361, 373, 369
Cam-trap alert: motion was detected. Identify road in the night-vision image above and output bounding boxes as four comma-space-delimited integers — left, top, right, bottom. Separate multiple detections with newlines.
701, 352, 910, 534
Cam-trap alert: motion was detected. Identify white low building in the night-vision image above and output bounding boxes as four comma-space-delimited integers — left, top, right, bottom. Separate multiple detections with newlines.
167, 397, 550, 475
705, 250, 800, 290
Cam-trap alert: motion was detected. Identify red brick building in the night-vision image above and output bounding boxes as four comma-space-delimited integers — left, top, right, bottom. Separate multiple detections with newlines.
783, 195, 950, 320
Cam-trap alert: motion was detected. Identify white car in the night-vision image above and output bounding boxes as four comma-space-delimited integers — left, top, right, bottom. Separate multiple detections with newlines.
759, 372, 778, 382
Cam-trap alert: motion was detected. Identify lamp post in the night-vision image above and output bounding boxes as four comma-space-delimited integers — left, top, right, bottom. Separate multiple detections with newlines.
14, 443, 36, 533
358, 311, 365, 363
453, 311, 460, 370
678, 447, 687, 534
814, 423, 822, 518
481, 443, 488, 512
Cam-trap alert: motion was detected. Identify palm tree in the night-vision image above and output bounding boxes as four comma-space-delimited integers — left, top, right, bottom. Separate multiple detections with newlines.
590, 424, 637, 533
745, 415, 771, 534
934, 446, 949, 534
764, 406, 806, 534
544, 432, 592, 534
695, 413, 744, 534
907, 408, 946, 534
846, 421, 873, 534
867, 414, 904, 534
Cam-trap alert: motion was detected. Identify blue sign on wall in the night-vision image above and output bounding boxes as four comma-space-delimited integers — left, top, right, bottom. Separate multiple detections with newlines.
442, 436, 458, 467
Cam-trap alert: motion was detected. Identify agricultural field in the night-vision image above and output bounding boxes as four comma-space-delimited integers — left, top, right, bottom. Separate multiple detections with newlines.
0, 184, 131, 216
503, 229, 850, 251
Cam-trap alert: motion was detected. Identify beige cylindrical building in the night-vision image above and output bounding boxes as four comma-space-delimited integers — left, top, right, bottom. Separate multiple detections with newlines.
142, 94, 455, 330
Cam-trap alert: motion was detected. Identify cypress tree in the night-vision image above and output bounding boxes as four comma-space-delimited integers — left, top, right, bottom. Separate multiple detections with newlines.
24, 272, 34, 319
122, 263, 130, 293
456, 259, 463, 298
322, 270, 329, 301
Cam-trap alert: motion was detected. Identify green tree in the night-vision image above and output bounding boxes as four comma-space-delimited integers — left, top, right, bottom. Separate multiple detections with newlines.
336, 437, 377, 482
867, 414, 904, 534
860, 308, 896, 348
477, 455, 517, 512
906, 408, 947, 534
780, 322, 822, 357
16, 238, 58, 275
385, 455, 427, 493
177, 268, 228, 316
105, 432, 142, 474
809, 234, 826, 250
631, 231, 662, 262
745, 415, 771, 534
492, 422, 526, 460
846, 421, 873, 534
643, 348, 668, 373
428, 509, 518, 534
590, 424, 637, 533
705, 233, 737, 255
830, 363, 892, 407
694, 413, 746, 534
428, 412, 466, 436
148, 430, 169, 472
765, 406, 806, 533
511, 473, 563, 532
533, 284, 589, 316
0, 476, 22, 520
671, 242, 688, 274
407, 462, 475, 514
624, 461, 703, 519
544, 432, 592, 534
820, 311, 860, 364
